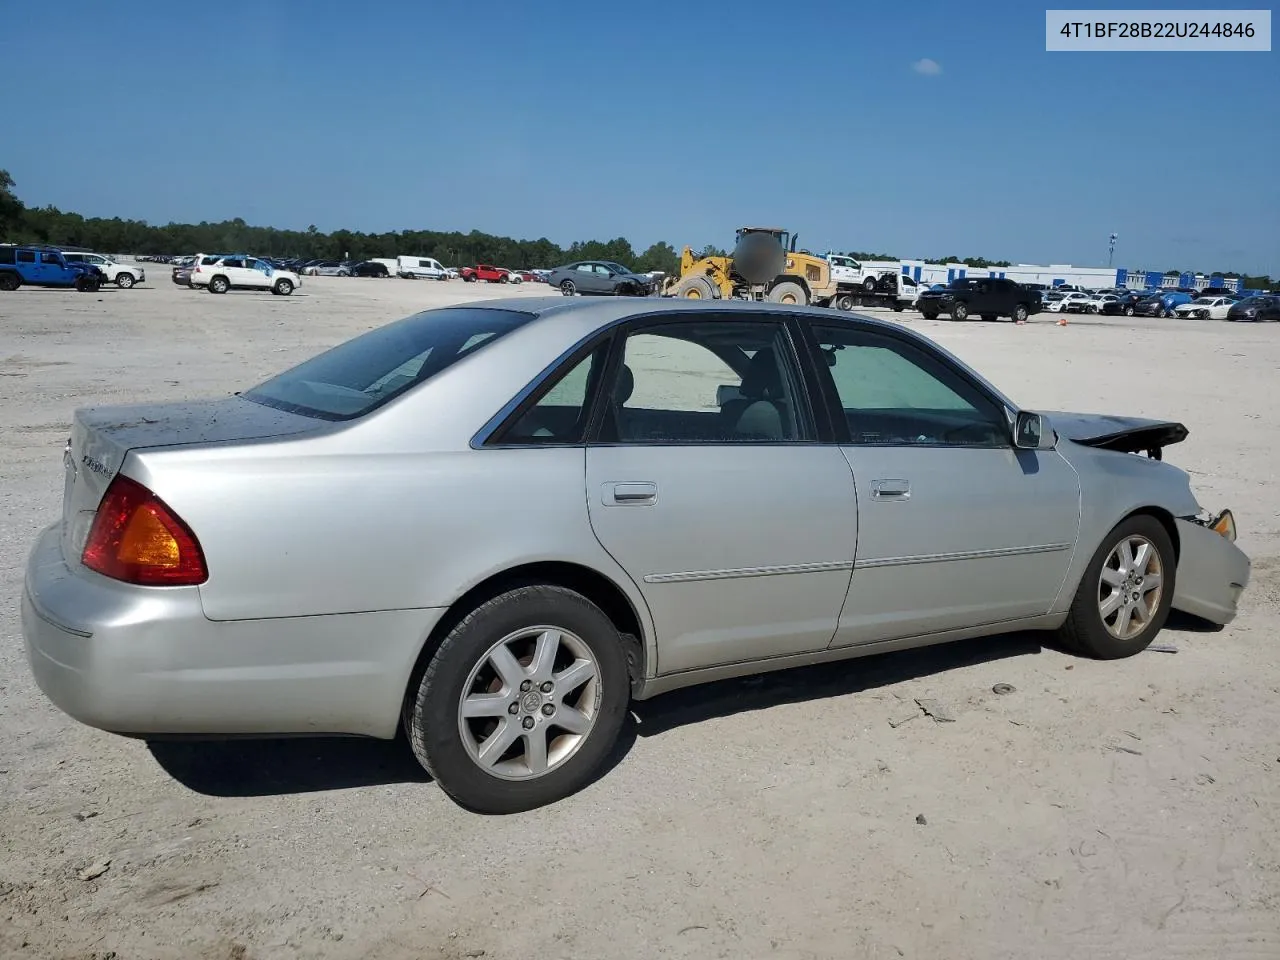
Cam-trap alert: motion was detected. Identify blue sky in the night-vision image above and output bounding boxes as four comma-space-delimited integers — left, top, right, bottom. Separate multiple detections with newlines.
4, 0, 1277, 274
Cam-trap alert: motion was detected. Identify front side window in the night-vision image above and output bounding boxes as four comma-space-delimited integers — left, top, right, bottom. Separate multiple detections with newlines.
244, 307, 536, 421
809, 324, 1007, 448
39, 252, 63, 265
597, 319, 810, 444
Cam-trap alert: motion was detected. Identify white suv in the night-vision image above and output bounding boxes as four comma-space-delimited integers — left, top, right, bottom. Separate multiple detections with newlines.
61, 252, 145, 288
189, 254, 300, 295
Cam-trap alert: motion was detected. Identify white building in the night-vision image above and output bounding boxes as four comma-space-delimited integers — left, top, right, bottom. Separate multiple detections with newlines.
845, 258, 1247, 293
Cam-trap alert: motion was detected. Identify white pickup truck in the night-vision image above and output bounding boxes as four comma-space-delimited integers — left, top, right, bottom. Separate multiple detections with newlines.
823, 253, 916, 312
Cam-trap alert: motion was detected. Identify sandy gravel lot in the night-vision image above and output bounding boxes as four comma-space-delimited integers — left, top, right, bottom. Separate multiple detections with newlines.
2, 273, 1278, 960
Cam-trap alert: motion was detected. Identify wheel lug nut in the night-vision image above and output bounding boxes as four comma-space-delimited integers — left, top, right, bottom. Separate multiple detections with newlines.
540, 681, 553, 693
507, 702, 519, 715
522, 716, 535, 730
541, 703, 555, 716
520, 680, 532, 692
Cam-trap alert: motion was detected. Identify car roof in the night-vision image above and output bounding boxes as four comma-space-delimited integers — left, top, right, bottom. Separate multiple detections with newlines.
456, 296, 1018, 409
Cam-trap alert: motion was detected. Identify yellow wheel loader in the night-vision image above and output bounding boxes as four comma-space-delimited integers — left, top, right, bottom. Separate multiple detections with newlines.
663, 227, 838, 307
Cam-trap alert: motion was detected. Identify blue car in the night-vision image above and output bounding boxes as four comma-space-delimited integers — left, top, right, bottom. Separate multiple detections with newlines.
0, 245, 103, 291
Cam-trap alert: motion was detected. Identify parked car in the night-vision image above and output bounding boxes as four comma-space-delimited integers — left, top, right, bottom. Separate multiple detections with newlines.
507, 269, 538, 283
1099, 290, 1152, 317
1226, 295, 1280, 322
397, 256, 449, 280
1153, 290, 1198, 318
171, 256, 198, 286
352, 260, 391, 278
20, 298, 1249, 813
1051, 292, 1094, 314
61, 252, 146, 289
189, 254, 300, 295
1084, 293, 1121, 314
545, 261, 656, 297
1172, 296, 1236, 321
302, 261, 352, 277
916, 277, 1042, 322
460, 264, 511, 283
0, 245, 103, 291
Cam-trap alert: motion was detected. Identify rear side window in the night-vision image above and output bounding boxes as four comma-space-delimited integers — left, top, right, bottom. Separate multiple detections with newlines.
0, 247, 14, 265
243, 307, 536, 421
18, 250, 35, 263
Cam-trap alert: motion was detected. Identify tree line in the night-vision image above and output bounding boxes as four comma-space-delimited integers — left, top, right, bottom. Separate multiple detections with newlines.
1, 170, 1273, 289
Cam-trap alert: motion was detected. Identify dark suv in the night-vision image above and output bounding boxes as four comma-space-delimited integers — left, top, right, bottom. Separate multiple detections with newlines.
916, 277, 1042, 322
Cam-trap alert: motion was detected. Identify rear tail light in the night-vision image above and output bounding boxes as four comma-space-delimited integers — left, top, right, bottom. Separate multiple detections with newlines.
81, 475, 208, 585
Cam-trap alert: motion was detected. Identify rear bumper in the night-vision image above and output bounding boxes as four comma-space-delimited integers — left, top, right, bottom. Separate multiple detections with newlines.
22, 523, 441, 739
1171, 518, 1251, 625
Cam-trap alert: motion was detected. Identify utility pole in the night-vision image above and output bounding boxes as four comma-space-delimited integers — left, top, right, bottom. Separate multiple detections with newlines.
1108, 233, 1118, 268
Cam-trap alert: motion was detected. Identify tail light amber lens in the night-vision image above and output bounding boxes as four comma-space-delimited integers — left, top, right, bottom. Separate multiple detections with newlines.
82, 475, 208, 585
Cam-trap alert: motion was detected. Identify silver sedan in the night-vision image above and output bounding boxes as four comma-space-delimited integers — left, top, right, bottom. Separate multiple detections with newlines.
22, 298, 1251, 812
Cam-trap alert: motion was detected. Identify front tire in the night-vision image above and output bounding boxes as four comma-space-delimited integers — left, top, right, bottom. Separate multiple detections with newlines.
862, 276, 877, 293
407, 585, 630, 814
116, 273, 135, 289
951, 302, 969, 321
1012, 303, 1029, 323
273, 279, 294, 296
209, 276, 229, 294
1056, 514, 1175, 659
767, 280, 807, 306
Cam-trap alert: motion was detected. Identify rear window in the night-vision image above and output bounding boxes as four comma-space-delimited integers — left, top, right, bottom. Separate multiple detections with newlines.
243, 307, 537, 421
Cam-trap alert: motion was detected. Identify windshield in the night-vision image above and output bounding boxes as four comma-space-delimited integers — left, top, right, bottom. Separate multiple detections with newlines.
1191, 297, 1213, 304
243, 307, 536, 420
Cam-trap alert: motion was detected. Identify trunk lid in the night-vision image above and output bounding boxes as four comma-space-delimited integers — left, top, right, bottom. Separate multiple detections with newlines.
1045, 410, 1188, 456
60, 396, 325, 562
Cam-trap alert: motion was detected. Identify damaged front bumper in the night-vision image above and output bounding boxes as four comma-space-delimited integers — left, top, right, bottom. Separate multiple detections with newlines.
1172, 511, 1251, 625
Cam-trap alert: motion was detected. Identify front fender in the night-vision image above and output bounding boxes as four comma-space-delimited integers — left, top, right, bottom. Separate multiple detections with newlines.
1048, 441, 1202, 614
1171, 519, 1250, 624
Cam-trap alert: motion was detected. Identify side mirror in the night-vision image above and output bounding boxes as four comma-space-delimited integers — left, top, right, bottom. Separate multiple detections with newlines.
1014, 411, 1057, 450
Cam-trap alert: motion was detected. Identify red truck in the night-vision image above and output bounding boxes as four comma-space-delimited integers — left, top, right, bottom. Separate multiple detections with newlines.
459, 264, 511, 283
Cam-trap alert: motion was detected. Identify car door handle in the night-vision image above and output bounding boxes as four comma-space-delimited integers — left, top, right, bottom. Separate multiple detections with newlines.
602, 481, 658, 506
871, 479, 910, 500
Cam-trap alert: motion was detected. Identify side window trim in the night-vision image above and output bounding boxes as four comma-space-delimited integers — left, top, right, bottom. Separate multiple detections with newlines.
799, 318, 1012, 448
584, 313, 820, 447
478, 330, 617, 448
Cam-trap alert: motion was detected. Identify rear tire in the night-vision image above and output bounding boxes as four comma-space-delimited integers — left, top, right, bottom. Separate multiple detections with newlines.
560, 279, 576, 296
1056, 514, 1176, 660
1124, 306, 1135, 317
862, 276, 877, 293
767, 280, 807, 306
116, 273, 135, 289
920, 309, 938, 320
835, 294, 855, 311
0, 272, 20, 291
406, 585, 630, 814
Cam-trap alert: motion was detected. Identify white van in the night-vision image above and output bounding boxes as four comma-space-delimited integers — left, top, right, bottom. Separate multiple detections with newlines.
396, 256, 448, 280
